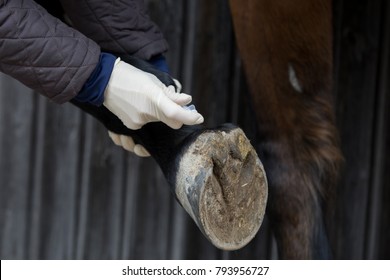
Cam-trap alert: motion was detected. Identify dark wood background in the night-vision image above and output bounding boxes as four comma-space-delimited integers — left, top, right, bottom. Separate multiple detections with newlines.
0, 0, 389, 259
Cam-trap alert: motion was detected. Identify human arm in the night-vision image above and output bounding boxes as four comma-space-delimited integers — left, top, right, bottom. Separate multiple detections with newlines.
0, 0, 100, 103
0, 0, 202, 130
59, 0, 202, 154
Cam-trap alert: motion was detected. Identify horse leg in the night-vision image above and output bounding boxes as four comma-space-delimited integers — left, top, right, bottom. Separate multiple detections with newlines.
71, 56, 268, 251
230, 0, 343, 258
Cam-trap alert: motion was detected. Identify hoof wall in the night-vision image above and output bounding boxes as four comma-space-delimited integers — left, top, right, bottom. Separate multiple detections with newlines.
175, 126, 268, 250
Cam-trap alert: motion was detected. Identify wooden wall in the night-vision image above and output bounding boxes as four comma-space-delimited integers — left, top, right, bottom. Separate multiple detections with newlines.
0, 0, 389, 259
332, 0, 390, 259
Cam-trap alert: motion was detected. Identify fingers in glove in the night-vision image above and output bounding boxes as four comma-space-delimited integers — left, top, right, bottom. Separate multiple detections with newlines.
108, 131, 122, 146
134, 145, 151, 157
121, 137, 150, 157
165, 86, 192, 106
158, 95, 204, 129
109, 130, 136, 152
108, 131, 150, 157
120, 135, 136, 153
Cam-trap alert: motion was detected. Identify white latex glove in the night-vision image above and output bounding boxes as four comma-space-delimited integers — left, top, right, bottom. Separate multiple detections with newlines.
108, 131, 150, 157
103, 58, 204, 130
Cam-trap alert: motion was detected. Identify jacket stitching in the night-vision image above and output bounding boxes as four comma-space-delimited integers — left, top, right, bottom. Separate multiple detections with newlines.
82, 0, 127, 54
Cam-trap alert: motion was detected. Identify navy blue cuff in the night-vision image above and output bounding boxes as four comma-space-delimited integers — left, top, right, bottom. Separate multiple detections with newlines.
74, 52, 117, 106
148, 54, 169, 73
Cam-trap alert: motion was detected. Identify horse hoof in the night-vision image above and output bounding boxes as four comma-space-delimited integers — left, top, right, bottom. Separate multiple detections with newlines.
174, 125, 268, 250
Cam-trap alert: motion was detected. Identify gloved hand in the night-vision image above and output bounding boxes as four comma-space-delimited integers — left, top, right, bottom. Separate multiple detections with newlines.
108, 131, 150, 157
106, 76, 182, 158
103, 58, 204, 130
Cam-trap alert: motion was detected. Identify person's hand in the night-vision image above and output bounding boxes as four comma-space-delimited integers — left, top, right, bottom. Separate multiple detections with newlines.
103, 58, 204, 130
108, 131, 150, 157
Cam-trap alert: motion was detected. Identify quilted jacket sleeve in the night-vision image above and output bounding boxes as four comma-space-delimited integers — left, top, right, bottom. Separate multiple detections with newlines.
0, 0, 101, 104
59, 0, 168, 60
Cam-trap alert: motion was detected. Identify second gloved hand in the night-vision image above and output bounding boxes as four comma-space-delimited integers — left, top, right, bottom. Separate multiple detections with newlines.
108, 131, 150, 157
103, 58, 204, 130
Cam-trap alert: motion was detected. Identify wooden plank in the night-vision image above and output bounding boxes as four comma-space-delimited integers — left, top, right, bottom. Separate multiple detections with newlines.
366, 0, 390, 259
30, 100, 82, 259
332, 0, 385, 259
74, 114, 94, 259
128, 160, 172, 259
379, 104, 390, 259
0, 75, 34, 259
26, 96, 46, 259
81, 122, 127, 259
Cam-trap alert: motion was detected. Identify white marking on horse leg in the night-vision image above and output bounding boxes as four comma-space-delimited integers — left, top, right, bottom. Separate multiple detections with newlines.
288, 63, 302, 93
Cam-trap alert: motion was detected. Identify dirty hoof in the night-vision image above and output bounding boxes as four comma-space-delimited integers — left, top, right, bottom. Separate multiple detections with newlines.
174, 125, 268, 250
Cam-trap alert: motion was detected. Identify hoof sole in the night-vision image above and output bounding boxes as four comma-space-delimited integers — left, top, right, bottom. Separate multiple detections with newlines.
175, 126, 268, 250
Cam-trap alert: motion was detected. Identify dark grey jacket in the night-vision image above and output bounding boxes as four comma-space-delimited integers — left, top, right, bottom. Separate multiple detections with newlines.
0, 0, 168, 103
